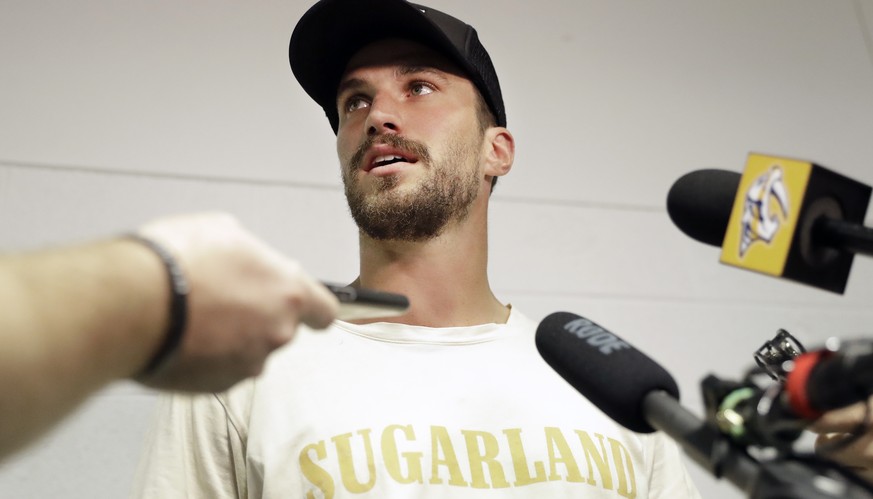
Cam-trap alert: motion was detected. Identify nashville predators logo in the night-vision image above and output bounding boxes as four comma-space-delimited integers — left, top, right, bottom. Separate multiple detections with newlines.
740, 165, 790, 257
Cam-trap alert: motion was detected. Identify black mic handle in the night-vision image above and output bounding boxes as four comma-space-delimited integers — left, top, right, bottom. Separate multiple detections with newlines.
805, 340, 873, 413
643, 391, 873, 498
815, 218, 873, 257
643, 391, 761, 493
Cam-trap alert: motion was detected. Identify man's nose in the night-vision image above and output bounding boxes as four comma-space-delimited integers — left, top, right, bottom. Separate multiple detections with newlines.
365, 94, 402, 136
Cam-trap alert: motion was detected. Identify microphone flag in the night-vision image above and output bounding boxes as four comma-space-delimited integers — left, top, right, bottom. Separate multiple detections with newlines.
719, 152, 871, 293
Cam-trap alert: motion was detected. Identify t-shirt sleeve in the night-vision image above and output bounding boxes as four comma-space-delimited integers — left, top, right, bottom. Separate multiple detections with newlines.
129, 381, 253, 499
645, 432, 703, 498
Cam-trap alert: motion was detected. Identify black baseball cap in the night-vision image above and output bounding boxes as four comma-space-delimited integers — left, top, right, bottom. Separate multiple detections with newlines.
289, 0, 506, 133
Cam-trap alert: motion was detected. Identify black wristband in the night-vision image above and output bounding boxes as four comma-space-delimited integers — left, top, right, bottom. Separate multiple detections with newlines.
128, 234, 189, 376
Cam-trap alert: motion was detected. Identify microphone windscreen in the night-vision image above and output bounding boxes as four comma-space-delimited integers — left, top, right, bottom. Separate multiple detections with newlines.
535, 312, 679, 433
666, 169, 741, 247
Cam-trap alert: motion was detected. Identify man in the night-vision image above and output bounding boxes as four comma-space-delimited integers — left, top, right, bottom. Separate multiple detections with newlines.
131, 1, 702, 497
0, 212, 338, 462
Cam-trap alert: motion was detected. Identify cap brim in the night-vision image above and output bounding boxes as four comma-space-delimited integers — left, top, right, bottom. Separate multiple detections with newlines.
289, 0, 476, 132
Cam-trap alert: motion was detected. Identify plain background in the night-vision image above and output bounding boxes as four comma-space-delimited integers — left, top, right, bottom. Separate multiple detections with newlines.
2, 1, 873, 497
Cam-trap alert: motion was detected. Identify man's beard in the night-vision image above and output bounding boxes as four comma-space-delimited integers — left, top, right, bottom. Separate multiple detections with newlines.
342, 133, 482, 242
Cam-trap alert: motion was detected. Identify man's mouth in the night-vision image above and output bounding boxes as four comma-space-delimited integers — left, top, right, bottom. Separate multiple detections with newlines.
372, 155, 412, 168
349, 136, 429, 174
364, 150, 419, 172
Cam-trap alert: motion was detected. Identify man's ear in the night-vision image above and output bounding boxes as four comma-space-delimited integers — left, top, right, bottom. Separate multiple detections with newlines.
482, 127, 514, 178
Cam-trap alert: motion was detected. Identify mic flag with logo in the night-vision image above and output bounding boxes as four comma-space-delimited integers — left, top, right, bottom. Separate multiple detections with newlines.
719, 153, 870, 294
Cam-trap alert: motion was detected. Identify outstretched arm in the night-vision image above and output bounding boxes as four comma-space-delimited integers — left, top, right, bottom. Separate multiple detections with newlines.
0, 212, 338, 461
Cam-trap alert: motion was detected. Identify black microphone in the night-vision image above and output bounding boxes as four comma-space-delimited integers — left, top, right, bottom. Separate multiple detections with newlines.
785, 340, 873, 420
666, 168, 740, 247
666, 155, 872, 294
535, 311, 678, 433
536, 312, 873, 498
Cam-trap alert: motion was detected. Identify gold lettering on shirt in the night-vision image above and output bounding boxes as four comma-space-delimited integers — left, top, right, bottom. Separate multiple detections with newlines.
575, 430, 614, 489
331, 429, 377, 493
381, 424, 424, 484
610, 437, 637, 499
429, 425, 469, 487
462, 430, 510, 489
299, 440, 335, 499
544, 427, 584, 483
297, 424, 640, 495
502, 428, 546, 486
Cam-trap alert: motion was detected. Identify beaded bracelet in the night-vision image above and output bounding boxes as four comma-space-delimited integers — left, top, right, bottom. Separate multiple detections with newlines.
127, 234, 189, 376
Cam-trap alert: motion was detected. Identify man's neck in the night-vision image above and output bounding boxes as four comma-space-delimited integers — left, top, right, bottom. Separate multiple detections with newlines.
353, 213, 508, 328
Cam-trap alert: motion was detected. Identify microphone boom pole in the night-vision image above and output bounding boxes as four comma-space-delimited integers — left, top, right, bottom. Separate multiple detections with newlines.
643, 390, 873, 499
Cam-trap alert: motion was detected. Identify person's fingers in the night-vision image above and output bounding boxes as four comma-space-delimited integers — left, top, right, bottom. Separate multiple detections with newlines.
235, 229, 339, 331
133, 212, 340, 393
811, 398, 873, 434
811, 397, 873, 480
294, 277, 339, 330
816, 431, 873, 469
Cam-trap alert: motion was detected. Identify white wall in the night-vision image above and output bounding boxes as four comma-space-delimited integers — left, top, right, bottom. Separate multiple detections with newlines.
1, 1, 872, 497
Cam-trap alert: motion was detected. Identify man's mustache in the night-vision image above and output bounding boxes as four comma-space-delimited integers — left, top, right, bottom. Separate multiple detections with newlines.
348, 134, 431, 172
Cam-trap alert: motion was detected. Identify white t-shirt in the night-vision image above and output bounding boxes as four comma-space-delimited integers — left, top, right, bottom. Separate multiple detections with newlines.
132, 308, 701, 498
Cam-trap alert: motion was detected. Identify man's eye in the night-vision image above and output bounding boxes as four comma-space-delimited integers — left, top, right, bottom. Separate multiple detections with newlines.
345, 97, 369, 113
410, 83, 434, 96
